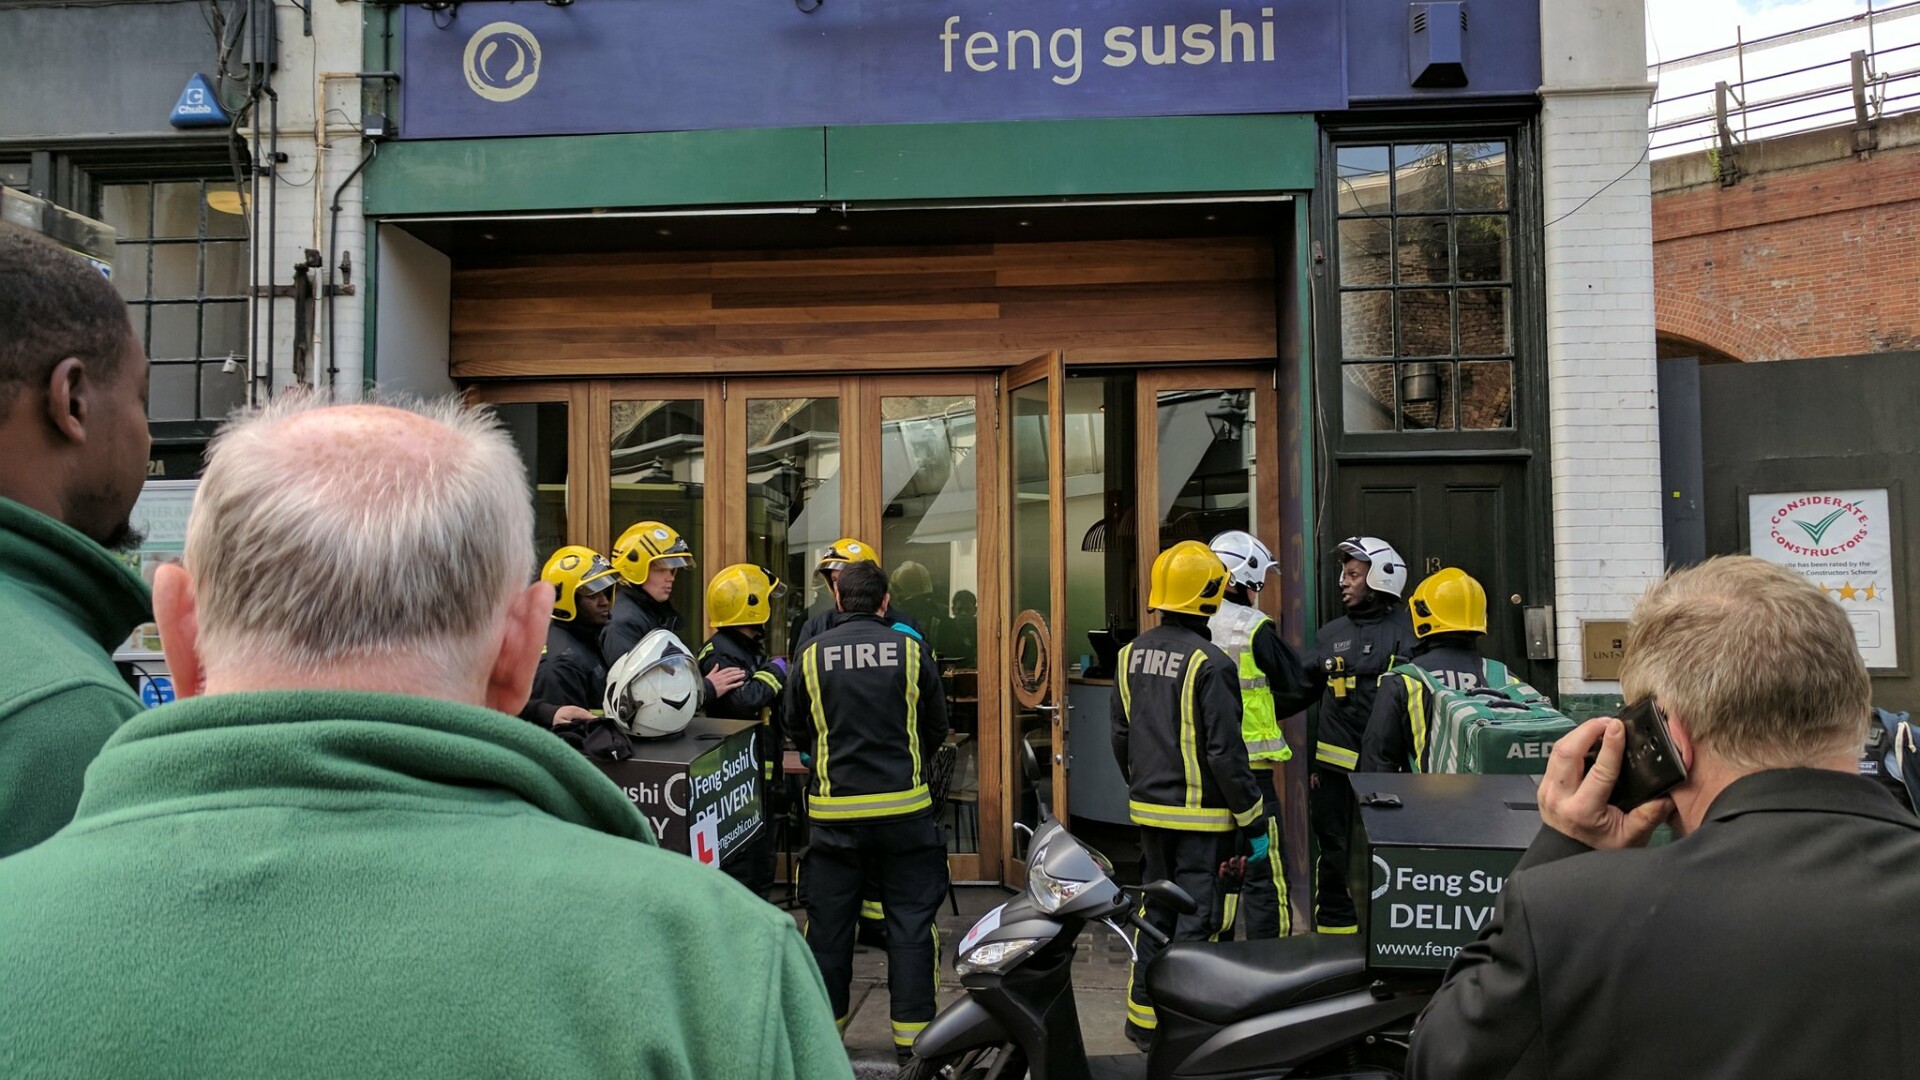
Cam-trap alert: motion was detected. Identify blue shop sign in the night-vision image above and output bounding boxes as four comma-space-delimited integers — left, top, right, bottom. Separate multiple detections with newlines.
399, 1, 1350, 140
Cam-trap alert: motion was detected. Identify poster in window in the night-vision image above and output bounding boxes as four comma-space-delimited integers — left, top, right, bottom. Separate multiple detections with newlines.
1747, 489, 1898, 669
113, 480, 198, 661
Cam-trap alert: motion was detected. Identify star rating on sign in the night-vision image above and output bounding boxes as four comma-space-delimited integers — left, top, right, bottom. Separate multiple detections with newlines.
1825, 581, 1880, 602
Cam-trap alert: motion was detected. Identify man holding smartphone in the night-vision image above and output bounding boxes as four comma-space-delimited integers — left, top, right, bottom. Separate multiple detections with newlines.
1409, 557, 1920, 1080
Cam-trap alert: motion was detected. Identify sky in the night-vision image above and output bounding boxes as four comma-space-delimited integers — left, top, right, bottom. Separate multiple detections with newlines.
1644, 0, 1918, 154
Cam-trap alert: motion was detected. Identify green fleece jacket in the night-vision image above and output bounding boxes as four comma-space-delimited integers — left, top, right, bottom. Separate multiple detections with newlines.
0, 496, 150, 856
0, 690, 852, 1079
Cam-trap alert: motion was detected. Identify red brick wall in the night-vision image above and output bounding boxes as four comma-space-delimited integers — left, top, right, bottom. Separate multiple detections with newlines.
1653, 148, 1920, 361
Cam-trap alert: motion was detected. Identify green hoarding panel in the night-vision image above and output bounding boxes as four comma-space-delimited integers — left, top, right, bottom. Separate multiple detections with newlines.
826, 115, 1317, 201
362, 128, 828, 216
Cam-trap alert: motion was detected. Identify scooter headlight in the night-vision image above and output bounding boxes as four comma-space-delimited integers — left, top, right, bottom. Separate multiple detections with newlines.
956, 937, 1042, 975
1029, 862, 1092, 913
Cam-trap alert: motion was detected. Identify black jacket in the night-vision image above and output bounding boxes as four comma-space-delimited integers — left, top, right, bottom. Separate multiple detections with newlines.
699, 628, 786, 723
1359, 636, 1486, 773
1109, 616, 1265, 837
1271, 598, 1416, 771
782, 613, 948, 824
599, 588, 682, 667
519, 620, 607, 728
1410, 769, 1920, 1080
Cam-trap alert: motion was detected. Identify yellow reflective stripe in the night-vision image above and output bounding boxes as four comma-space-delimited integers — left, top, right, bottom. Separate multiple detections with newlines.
809, 785, 932, 821
835, 1013, 850, 1034
892, 1019, 929, 1047
1268, 815, 1291, 938
1180, 649, 1206, 809
1251, 759, 1276, 771
1117, 643, 1134, 716
1407, 674, 1429, 773
698, 643, 714, 660
753, 670, 782, 691
804, 645, 830, 797
1233, 798, 1265, 829
1245, 737, 1292, 759
861, 900, 885, 920
1127, 999, 1159, 1029
1317, 923, 1359, 935
1216, 892, 1238, 942
905, 638, 923, 781
1316, 743, 1359, 770
1129, 799, 1232, 831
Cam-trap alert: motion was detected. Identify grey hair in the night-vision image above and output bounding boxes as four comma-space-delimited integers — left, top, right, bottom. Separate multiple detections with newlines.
186, 393, 533, 681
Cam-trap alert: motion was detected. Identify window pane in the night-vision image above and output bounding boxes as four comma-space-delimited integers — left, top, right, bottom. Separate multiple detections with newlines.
610, 398, 707, 639
1158, 388, 1254, 543
1342, 363, 1396, 432
1453, 141, 1509, 211
493, 401, 571, 575
199, 362, 248, 419
202, 301, 247, 360
0, 161, 31, 190
151, 182, 202, 240
148, 362, 196, 421
1459, 288, 1512, 355
206, 189, 248, 237
99, 184, 151, 240
1397, 289, 1452, 356
149, 304, 198, 360
1398, 361, 1455, 431
1396, 218, 1450, 284
112, 246, 149, 301
1338, 218, 1392, 287
1460, 360, 1514, 429
1394, 144, 1449, 212
880, 394, 981, 852
205, 241, 247, 297
1341, 291, 1393, 358
745, 397, 839, 658
1336, 145, 1391, 215
151, 245, 199, 300
1457, 216, 1509, 283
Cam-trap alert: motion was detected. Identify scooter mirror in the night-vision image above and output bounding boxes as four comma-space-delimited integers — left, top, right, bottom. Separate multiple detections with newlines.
1142, 879, 1197, 916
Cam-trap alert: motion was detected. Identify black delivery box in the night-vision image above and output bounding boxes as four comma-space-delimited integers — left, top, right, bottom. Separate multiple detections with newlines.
1347, 772, 1541, 971
589, 716, 763, 865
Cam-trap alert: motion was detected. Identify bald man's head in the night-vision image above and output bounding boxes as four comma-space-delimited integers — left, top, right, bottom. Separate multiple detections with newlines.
180, 395, 534, 687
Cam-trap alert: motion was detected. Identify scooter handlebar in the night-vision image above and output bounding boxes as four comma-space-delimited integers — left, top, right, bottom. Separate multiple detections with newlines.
1128, 909, 1171, 949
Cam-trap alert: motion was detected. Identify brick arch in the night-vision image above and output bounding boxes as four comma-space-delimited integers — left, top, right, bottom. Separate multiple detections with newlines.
1655, 293, 1800, 363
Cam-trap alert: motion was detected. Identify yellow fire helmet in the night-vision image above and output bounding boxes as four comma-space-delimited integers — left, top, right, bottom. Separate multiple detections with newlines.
1147, 540, 1230, 618
815, 537, 878, 577
1410, 567, 1489, 638
612, 520, 695, 585
707, 564, 789, 628
541, 545, 618, 623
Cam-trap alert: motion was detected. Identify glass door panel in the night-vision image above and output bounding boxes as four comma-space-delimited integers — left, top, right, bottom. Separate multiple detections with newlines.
877, 392, 982, 854
1155, 387, 1257, 545
609, 397, 709, 637
1005, 354, 1067, 879
742, 395, 842, 658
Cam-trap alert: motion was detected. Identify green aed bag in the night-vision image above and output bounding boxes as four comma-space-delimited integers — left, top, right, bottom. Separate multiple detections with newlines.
1399, 659, 1575, 774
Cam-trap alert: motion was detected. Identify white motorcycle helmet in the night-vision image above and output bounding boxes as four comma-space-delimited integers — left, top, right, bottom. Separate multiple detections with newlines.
604, 629, 702, 739
1209, 530, 1278, 590
1333, 536, 1409, 599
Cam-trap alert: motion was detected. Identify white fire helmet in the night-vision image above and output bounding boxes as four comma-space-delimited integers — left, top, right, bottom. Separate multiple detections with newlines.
1209, 530, 1278, 590
604, 629, 702, 739
1333, 536, 1409, 599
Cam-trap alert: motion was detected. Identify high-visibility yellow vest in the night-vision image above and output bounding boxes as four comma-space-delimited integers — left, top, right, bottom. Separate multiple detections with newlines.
1208, 601, 1293, 766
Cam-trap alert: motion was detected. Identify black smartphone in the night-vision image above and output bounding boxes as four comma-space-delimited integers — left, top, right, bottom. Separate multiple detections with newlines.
1583, 697, 1687, 810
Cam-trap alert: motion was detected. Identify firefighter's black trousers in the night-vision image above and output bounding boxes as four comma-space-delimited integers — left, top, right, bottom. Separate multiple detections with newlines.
803, 815, 948, 1047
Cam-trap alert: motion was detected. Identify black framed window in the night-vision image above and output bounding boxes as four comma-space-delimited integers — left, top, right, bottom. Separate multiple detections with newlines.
1333, 141, 1513, 434
0, 160, 29, 190
96, 178, 249, 424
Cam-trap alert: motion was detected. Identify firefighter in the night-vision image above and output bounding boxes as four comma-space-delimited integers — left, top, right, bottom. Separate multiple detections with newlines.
1360, 567, 1493, 773
793, 537, 926, 650
1112, 541, 1268, 1048
783, 561, 948, 1063
601, 520, 746, 703
700, 564, 791, 896
1207, 530, 1312, 939
1270, 536, 1414, 934
519, 546, 619, 729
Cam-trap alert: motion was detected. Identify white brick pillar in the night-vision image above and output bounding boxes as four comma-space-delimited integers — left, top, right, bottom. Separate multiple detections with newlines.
1539, 0, 1664, 705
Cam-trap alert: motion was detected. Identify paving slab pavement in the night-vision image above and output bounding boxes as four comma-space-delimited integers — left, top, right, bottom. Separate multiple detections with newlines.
787, 886, 1142, 1077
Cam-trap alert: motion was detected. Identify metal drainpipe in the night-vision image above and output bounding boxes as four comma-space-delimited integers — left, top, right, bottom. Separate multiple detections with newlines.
313, 71, 399, 395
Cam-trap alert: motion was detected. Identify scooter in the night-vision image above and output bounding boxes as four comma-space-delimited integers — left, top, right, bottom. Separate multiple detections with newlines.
902, 749, 1435, 1080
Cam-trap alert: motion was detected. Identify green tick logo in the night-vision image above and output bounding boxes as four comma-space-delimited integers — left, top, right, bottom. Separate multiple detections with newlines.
1793, 508, 1849, 545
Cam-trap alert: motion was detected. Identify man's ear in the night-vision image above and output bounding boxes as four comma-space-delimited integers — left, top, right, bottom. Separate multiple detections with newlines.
485, 582, 553, 716
44, 356, 89, 444
152, 563, 205, 699
1666, 709, 1696, 772
833, 582, 845, 614
879, 591, 891, 617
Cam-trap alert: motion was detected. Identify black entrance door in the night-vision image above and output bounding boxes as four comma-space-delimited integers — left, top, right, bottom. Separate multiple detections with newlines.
1330, 461, 1551, 691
